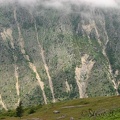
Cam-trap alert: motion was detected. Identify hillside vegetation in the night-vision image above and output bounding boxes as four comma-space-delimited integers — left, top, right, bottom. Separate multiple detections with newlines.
0, 2, 120, 109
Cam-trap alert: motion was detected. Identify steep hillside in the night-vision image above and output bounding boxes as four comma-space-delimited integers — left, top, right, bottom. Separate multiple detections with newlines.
0, 2, 120, 109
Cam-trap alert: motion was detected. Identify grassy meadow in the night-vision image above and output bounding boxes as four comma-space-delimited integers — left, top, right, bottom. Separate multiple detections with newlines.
1, 96, 120, 120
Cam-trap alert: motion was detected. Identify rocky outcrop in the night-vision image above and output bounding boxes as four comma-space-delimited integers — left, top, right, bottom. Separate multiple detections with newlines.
75, 54, 95, 98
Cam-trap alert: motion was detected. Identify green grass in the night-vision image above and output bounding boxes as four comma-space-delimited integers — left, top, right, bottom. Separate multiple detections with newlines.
1, 96, 120, 120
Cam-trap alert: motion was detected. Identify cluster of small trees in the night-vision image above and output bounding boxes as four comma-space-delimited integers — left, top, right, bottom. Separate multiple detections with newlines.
0, 101, 24, 119
15, 101, 36, 118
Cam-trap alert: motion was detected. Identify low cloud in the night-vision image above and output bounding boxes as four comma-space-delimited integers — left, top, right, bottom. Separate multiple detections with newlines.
0, 0, 119, 9
81, 0, 118, 7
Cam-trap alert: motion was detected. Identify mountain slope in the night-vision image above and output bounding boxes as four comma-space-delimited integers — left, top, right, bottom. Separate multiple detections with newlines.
0, 3, 120, 109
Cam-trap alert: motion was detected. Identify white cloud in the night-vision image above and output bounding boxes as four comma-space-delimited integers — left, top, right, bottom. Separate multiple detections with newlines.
0, 0, 119, 8
82, 0, 117, 7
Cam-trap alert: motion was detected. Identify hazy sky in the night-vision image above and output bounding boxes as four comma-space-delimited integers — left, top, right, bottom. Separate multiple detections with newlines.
0, 0, 119, 8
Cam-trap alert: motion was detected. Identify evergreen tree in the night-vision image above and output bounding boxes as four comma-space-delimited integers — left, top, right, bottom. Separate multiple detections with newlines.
16, 101, 23, 118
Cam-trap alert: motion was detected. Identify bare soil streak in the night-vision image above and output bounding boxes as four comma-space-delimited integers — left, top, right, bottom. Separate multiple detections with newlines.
14, 8, 47, 104
101, 20, 118, 95
0, 28, 20, 106
0, 94, 8, 110
75, 54, 95, 98
34, 20, 55, 103
82, 20, 118, 95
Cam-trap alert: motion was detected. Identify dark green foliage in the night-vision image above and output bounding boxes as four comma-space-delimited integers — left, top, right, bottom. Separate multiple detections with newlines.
0, 110, 15, 119
16, 101, 23, 118
118, 85, 120, 94
28, 107, 35, 114
4, 110, 15, 117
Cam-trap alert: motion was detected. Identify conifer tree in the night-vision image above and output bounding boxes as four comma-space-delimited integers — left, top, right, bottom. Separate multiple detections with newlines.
16, 101, 23, 118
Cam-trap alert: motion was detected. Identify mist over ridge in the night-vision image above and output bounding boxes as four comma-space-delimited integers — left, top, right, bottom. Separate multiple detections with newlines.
0, 0, 119, 9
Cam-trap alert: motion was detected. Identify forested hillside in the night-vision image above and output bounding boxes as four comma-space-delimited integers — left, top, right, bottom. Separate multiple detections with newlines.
0, 1, 120, 110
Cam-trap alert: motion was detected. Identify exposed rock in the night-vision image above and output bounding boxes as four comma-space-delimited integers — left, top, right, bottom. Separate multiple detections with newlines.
53, 110, 60, 114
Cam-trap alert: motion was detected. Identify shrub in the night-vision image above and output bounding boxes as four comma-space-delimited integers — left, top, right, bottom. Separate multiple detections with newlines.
28, 108, 35, 114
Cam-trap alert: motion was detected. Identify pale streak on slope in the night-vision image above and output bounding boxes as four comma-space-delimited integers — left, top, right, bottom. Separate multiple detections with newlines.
13, 8, 47, 104
115, 70, 120, 87
82, 20, 118, 95
75, 54, 95, 98
0, 94, 8, 111
0, 28, 20, 105
14, 64, 20, 96
6, 29, 20, 97
8, 30, 21, 105
93, 22, 102, 46
94, 20, 117, 91
118, 81, 120, 87
94, 20, 118, 94
82, 21, 101, 45
1, 28, 14, 48
19, 54, 47, 104
93, 19, 118, 94
82, 23, 93, 44
102, 20, 118, 94
34, 20, 56, 103
65, 80, 71, 93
